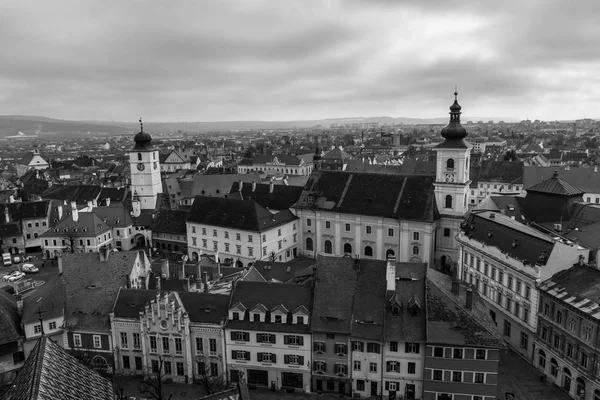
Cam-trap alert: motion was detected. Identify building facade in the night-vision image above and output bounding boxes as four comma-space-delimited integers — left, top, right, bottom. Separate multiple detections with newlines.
225, 281, 313, 392
536, 265, 600, 400
237, 154, 313, 176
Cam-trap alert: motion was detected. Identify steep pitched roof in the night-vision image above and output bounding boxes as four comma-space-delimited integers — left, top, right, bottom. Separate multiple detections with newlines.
540, 265, 600, 320
0, 201, 49, 221
22, 279, 65, 325
41, 211, 110, 237
186, 196, 297, 232
253, 154, 303, 166
311, 255, 359, 335
351, 259, 387, 341
226, 281, 312, 333
523, 165, 600, 194
228, 181, 303, 211
4, 336, 113, 400
61, 251, 140, 330
477, 160, 523, 184
150, 208, 187, 234
526, 170, 584, 196
293, 170, 439, 222
322, 148, 351, 161
385, 263, 427, 342
181, 173, 261, 199
0, 289, 20, 345
462, 210, 555, 266
426, 268, 504, 348
41, 184, 102, 204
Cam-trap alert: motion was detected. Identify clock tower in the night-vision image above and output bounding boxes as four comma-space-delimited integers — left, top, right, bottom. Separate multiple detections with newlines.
129, 118, 162, 210
433, 92, 472, 267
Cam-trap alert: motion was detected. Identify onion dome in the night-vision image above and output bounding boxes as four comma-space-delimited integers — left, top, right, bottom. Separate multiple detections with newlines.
440, 91, 468, 141
133, 118, 154, 150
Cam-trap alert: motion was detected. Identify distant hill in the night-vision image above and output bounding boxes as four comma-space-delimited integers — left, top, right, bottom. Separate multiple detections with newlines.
0, 115, 519, 136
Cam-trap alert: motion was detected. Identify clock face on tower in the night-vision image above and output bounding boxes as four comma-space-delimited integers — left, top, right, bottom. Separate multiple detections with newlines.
137, 163, 145, 171
445, 173, 455, 182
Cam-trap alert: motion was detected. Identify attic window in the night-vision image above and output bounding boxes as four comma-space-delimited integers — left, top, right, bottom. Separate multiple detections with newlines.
54, 228, 59, 233
82, 227, 87, 232
73, 228, 78, 232
63, 228, 69, 232
274, 315, 282, 323
507, 204, 515, 211
487, 230, 493, 238
391, 306, 400, 316
127, 303, 137, 308
512, 239, 519, 248
86, 284, 99, 289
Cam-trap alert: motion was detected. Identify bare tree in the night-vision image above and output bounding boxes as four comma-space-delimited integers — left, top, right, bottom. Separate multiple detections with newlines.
196, 355, 229, 395
111, 370, 136, 400
138, 355, 174, 400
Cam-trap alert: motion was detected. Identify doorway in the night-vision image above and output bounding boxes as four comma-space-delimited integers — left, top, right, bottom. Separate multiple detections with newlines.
371, 381, 378, 396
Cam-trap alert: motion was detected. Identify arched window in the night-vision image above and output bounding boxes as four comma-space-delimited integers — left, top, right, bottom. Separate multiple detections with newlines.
343, 243, 352, 254
364, 246, 373, 257
446, 158, 455, 169
412, 246, 419, 255
445, 195, 453, 209
386, 249, 395, 259
305, 237, 313, 251
563, 367, 572, 392
92, 356, 108, 370
576, 377, 586, 399
324, 240, 332, 254
538, 349, 546, 369
137, 153, 142, 161
550, 358, 559, 377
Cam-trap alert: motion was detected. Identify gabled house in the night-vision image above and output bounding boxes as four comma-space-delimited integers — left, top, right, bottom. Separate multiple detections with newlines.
59, 249, 151, 372
16, 148, 49, 177
151, 208, 188, 256
110, 289, 230, 384
0, 200, 53, 250
225, 281, 313, 392
237, 154, 313, 176
227, 181, 304, 213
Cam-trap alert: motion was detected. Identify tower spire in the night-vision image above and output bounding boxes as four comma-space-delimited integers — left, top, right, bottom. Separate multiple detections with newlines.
139, 118, 143, 133
440, 90, 467, 141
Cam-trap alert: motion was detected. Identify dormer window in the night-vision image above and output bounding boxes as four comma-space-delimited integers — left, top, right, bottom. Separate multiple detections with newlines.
232, 312, 239, 320
275, 315, 282, 323
297, 316, 304, 324
392, 306, 400, 316
253, 313, 260, 322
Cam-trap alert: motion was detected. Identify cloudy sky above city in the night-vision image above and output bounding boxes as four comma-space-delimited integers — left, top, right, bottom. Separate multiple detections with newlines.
1, 0, 599, 122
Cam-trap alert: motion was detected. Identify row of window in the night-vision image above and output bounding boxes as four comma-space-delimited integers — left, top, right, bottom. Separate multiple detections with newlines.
313, 341, 419, 355
307, 238, 418, 257
463, 271, 531, 324
431, 369, 487, 384
193, 226, 295, 240
230, 331, 305, 345
26, 221, 47, 228
33, 321, 57, 334
542, 302, 593, 342
463, 251, 532, 299
478, 183, 521, 191
307, 219, 423, 241
432, 347, 487, 360
147, 335, 184, 355
195, 337, 218, 354
73, 333, 102, 349
539, 326, 590, 368
193, 235, 297, 255
230, 312, 306, 324
231, 350, 305, 365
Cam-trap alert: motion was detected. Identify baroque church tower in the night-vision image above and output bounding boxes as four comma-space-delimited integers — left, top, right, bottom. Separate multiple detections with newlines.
433, 92, 472, 266
129, 119, 162, 210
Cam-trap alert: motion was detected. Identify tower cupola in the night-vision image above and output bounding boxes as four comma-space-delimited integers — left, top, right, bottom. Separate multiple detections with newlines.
133, 118, 155, 151
440, 91, 468, 141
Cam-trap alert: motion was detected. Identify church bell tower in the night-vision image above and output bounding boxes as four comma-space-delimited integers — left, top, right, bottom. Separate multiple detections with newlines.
129, 118, 162, 210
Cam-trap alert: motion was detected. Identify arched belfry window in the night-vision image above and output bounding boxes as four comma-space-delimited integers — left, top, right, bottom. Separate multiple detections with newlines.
445, 195, 453, 209
137, 153, 142, 161
446, 158, 455, 170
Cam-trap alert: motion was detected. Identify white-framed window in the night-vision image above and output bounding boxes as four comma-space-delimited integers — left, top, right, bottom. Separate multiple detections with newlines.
133, 333, 141, 349
369, 362, 377, 373
366, 226, 372, 234
315, 341, 325, 353
413, 232, 420, 241
315, 361, 325, 373
49, 321, 57, 330
325, 221, 331, 229
345, 223, 350, 232
34, 324, 42, 334
93, 335, 102, 349
353, 360, 361, 371
120, 332, 128, 348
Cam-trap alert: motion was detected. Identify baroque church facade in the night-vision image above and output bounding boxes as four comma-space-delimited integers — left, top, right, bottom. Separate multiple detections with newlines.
292, 92, 472, 268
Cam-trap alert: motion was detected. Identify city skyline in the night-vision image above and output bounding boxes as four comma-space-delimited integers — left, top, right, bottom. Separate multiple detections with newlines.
1, 0, 599, 122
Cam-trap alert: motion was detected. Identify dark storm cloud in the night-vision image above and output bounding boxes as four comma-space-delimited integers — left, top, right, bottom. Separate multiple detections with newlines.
0, 0, 599, 121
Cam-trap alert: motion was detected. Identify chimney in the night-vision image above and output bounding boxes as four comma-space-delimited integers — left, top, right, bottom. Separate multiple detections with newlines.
283, 177, 289, 186
8, 195, 14, 203
451, 280, 460, 295
16, 295, 23, 317
184, 277, 191, 292
595, 165, 598, 173
202, 271, 209, 292
386, 256, 396, 291
238, 180, 243, 192
161, 259, 170, 278
92, 198, 98, 208
196, 261, 202, 285
4, 207, 9, 224
217, 260, 221, 278
178, 262, 185, 280
269, 181, 274, 194
155, 276, 161, 292
466, 288, 473, 310
87, 200, 93, 210
252, 181, 256, 192
57, 205, 63, 220
70, 201, 78, 222
106, 197, 111, 207
99, 247, 110, 262
58, 256, 63, 275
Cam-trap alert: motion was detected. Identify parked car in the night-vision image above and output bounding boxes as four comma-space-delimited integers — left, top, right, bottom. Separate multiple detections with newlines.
2, 271, 25, 282
22, 264, 39, 274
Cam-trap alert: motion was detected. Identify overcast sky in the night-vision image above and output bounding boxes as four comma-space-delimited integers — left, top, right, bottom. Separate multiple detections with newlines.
1, 0, 599, 122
